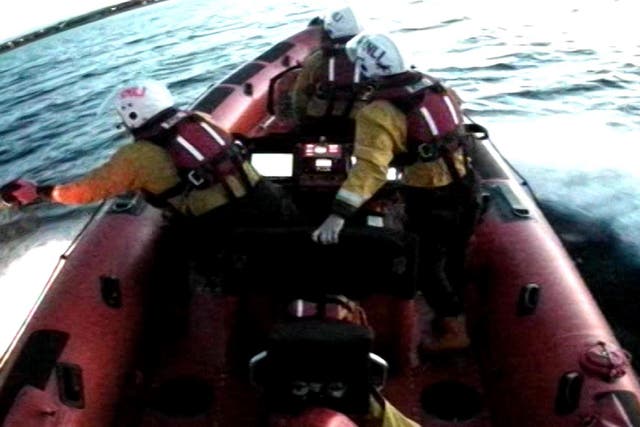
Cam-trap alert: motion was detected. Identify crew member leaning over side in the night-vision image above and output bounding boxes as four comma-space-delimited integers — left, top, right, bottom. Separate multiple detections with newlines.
312, 34, 481, 353
1, 80, 296, 226
0, 80, 298, 288
290, 5, 364, 137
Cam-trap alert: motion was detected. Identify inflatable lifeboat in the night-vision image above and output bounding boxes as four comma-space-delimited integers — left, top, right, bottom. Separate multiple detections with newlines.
1, 23, 639, 427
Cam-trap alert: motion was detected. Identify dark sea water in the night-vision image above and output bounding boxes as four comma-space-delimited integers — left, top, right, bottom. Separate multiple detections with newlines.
0, 0, 638, 363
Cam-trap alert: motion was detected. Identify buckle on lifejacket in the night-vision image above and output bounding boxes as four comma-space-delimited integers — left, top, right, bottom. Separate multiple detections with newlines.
356, 83, 375, 102
416, 143, 439, 162
315, 82, 333, 100
187, 170, 205, 187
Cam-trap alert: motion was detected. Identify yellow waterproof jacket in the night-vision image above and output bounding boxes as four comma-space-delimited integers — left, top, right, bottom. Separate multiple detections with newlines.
50, 115, 261, 216
360, 395, 420, 427
334, 100, 468, 213
378, 401, 420, 427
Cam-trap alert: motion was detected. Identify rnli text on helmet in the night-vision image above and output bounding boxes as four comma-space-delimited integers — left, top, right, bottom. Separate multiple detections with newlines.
362, 40, 391, 73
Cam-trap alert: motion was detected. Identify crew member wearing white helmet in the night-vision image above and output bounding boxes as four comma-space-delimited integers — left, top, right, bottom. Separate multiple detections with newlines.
290, 5, 364, 136
0, 79, 298, 340
312, 34, 481, 352
1, 80, 297, 229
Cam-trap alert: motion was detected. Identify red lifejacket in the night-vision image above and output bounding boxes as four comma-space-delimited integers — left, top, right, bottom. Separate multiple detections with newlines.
407, 78, 464, 144
306, 44, 359, 120
295, 45, 360, 140
144, 111, 252, 204
367, 72, 468, 175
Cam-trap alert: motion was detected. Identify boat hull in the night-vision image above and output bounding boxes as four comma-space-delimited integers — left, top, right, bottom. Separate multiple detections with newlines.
1, 25, 639, 427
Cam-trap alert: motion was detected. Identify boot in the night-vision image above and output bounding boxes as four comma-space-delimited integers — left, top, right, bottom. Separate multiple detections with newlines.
421, 315, 470, 353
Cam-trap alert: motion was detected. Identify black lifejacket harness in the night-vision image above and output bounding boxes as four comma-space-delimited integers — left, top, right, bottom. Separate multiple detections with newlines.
310, 44, 361, 120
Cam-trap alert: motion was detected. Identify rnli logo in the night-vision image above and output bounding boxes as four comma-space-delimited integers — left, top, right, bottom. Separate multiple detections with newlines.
362, 40, 391, 73
331, 11, 344, 22
119, 87, 146, 98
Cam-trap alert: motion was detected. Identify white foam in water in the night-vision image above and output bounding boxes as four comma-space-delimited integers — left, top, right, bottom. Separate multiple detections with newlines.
484, 113, 640, 255
0, 238, 71, 367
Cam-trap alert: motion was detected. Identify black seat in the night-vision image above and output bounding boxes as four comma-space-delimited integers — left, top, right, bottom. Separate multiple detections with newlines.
250, 319, 378, 415
224, 226, 418, 300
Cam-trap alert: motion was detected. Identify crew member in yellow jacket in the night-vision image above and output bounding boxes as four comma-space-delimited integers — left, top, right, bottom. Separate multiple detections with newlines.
290, 5, 364, 137
0, 80, 298, 301
312, 34, 480, 352
1, 80, 296, 227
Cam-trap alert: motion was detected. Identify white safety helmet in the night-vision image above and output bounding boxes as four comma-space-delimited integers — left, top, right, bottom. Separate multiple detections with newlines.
347, 33, 407, 79
114, 80, 175, 129
323, 6, 363, 40
344, 32, 367, 62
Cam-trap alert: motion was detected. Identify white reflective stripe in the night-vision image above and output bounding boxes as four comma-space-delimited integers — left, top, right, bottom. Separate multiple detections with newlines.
260, 115, 277, 129
175, 135, 205, 161
200, 122, 226, 146
611, 394, 635, 426
353, 64, 361, 83
419, 107, 439, 136
295, 300, 305, 317
328, 57, 335, 82
161, 111, 187, 129
367, 216, 384, 227
336, 188, 366, 208
422, 75, 436, 85
443, 95, 460, 125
